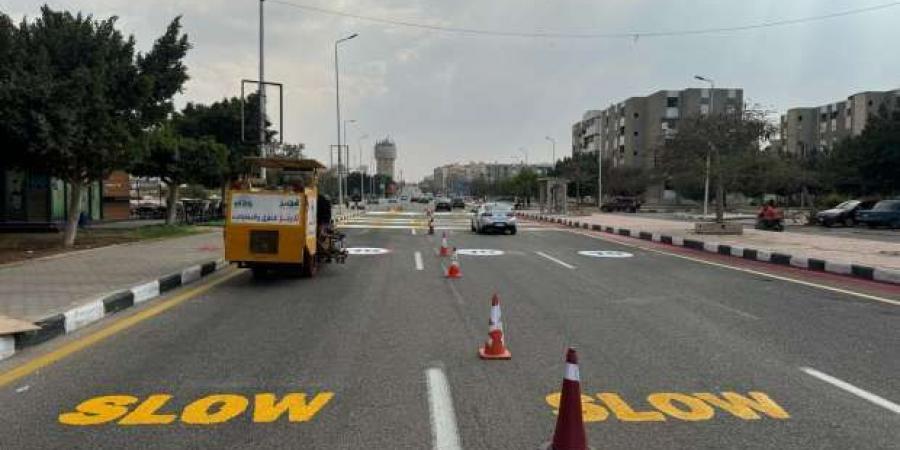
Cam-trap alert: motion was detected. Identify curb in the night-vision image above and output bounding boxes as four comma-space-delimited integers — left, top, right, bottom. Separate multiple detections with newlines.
518, 212, 900, 287
0, 258, 228, 362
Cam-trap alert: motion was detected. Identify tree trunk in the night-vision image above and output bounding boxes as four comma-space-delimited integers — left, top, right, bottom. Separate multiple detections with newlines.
63, 179, 83, 248
166, 183, 179, 225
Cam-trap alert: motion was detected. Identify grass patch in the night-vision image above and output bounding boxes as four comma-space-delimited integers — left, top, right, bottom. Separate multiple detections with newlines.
131, 224, 203, 240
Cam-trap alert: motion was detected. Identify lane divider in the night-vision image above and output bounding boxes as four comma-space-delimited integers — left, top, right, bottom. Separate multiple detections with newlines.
426, 366, 462, 450
0, 258, 229, 363
801, 367, 900, 414
518, 212, 900, 287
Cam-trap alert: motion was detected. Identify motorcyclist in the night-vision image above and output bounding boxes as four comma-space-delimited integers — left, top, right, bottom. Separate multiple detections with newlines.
757, 200, 784, 230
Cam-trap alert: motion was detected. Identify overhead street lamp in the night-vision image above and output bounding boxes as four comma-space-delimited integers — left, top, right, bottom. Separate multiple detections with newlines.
544, 136, 556, 165
358, 133, 369, 200
518, 147, 529, 166
343, 119, 356, 198
694, 74, 715, 218
335, 32, 358, 209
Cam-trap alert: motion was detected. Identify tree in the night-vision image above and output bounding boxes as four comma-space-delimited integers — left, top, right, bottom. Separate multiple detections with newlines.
655, 107, 776, 221
136, 16, 190, 127
131, 123, 227, 224
176, 93, 273, 183
821, 105, 900, 197
0, 7, 151, 246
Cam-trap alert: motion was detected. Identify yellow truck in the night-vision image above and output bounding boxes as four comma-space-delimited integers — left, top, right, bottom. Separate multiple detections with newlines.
224, 157, 346, 278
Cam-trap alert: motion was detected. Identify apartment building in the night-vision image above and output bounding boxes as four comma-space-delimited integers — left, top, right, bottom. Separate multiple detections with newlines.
573, 88, 743, 170
432, 162, 552, 194
780, 89, 900, 155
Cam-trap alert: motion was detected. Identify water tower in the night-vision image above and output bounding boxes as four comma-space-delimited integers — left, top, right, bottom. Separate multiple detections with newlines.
374, 137, 396, 178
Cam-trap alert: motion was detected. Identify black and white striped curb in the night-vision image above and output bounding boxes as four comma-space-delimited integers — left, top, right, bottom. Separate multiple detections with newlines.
518, 212, 900, 287
0, 258, 228, 361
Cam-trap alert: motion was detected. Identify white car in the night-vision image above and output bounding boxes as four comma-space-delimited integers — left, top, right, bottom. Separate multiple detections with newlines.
471, 203, 517, 235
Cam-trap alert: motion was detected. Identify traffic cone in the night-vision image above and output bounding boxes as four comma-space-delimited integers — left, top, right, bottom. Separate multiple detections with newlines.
439, 232, 450, 256
446, 248, 462, 278
428, 217, 435, 235
544, 348, 591, 450
478, 294, 511, 360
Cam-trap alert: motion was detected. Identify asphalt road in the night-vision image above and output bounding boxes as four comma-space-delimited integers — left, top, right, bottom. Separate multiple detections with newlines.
1, 204, 899, 449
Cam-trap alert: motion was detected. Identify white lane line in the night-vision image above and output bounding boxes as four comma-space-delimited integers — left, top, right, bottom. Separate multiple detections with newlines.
411, 227, 418, 235
567, 229, 900, 308
415, 251, 424, 271
426, 367, 462, 450
535, 251, 576, 269
801, 367, 900, 414
703, 299, 760, 320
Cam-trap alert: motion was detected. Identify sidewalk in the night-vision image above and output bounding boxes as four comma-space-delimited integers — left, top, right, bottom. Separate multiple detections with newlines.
0, 230, 226, 359
521, 210, 900, 284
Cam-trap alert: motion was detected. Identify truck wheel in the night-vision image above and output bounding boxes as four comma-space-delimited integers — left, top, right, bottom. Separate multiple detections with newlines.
301, 250, 318, 278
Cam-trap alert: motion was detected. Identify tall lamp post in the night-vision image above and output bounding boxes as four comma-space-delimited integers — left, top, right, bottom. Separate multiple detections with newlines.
335, 33, 358, 209
357, 133, 369, 200
343, 119, 356, 199
544, 136, 556, 165
518, 147, 529, 166
258, 0, 267, 180
694, 75, 715, 218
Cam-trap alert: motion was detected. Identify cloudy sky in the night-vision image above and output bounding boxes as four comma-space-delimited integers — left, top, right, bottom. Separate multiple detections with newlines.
4, 0, 900, 180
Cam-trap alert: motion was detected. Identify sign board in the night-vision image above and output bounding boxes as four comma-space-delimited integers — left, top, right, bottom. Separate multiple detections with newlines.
230, 193, 302, 225
306, 195, 317, 238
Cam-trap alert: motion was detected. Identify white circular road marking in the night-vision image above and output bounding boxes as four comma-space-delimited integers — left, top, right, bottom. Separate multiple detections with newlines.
346, 247, 391, 255
578, 250, 633, 258
456, 249, 505, 256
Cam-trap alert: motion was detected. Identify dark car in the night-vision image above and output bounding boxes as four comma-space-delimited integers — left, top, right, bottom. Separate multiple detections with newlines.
601, 196, 641, 213
815, 199, 876, 227
856, 199, 900, 229
435, 198, 452, 212
451, 197, 465, 208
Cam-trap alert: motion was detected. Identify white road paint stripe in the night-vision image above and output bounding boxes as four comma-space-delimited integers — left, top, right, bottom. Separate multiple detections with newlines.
535, 251, 576, 269
703, 299, 760, 320
426, 367, 462, 450
411, 227, 417, 235
801, 367, 900, 414
568, 229, 900, 308
415, 251, 424, 271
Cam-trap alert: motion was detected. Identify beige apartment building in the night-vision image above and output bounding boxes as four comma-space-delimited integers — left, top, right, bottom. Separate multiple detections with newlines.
780, 89, 900, 155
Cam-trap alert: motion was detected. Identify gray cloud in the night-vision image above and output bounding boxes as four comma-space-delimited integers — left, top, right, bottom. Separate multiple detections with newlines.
4, 0, 899, 179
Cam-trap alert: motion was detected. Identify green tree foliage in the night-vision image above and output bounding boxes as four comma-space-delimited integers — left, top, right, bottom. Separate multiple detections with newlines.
131, 123, 227, 224
136, 16, 191, 126
176, 93, 273, 182
821, 106, 900, 197
0, 7, 150, 245
655, 108, 776, 220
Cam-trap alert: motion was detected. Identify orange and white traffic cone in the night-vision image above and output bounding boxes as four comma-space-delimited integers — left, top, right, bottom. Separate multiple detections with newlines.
544, 348, 591, 450
446, 247, 462, 278
439, 231, 450, 256
478, 293, 511, 360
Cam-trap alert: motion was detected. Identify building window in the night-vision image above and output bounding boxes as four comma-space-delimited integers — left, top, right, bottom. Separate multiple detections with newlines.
633, 112, 639, 119
666, 97, 679, 108
633, 150, 638, 156
868, 100, 874, 106
820, 113, 827, 121
728, 89, 737, 99
633, 131, 639, 137
619, 126, 625, 135
797, 115, 803, 122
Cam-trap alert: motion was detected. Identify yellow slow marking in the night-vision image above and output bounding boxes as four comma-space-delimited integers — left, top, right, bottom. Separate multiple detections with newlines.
568, 229, 900, 307
0, 269, 241, 389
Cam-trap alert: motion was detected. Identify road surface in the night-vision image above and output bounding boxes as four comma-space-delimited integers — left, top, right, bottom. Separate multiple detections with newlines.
1, 204, 898, 449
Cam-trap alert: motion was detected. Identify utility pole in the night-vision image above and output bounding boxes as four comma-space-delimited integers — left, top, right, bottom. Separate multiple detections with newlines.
695, 75, 715, 218
335, 33, 358, 209
258, 0, 266, 181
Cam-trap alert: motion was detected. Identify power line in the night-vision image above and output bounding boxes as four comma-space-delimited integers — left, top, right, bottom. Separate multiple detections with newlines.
269, 0, 900, 39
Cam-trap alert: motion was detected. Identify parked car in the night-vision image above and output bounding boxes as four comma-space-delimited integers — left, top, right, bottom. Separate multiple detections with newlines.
815, 199, 876, 227
387, 197, 399, 204
366, 198, 380, 205
400, 195, 409, 202
451, 197, 466, 208
471, 203, 517, 235
856, 199, 900, 229
601, 197, 641, 213
435, 198, 453, 212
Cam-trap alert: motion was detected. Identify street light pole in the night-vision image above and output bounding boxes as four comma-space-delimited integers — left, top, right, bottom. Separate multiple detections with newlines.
544, 136, 556, 165
258, 0, 266, 181
695, 75, 715, 218
335, 33, 358, 209
343, 119, 356, 199
358, 133, 368, 200
518, 147, 529, 166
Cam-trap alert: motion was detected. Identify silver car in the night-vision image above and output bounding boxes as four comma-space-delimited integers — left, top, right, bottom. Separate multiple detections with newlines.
471, 203, 517, 235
